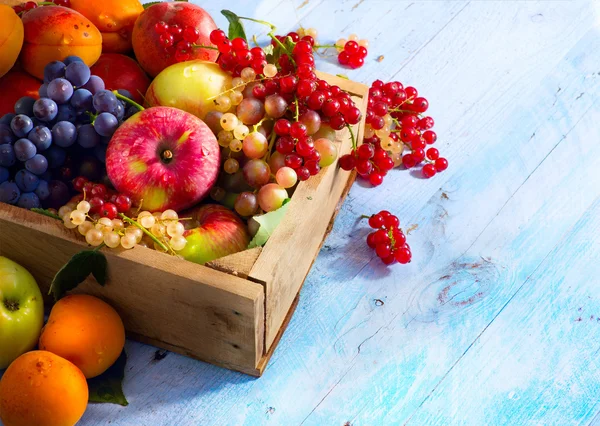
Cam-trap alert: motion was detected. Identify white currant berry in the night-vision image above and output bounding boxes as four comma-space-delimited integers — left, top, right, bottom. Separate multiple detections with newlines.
167, 221, 185, 237
233, 124, 249, 140
169, 235, 187, 251
85, 228, 104, 246
78, 220, 94, 236
104, 231, 121, 248
220, 113, 239, 131
95, 217, 113, 233
120, 234, 137, 249
140, 214, 155, 229
70, 210, 86, 226
76, 201, 90, 213
240, 67, 256, 82
58, 205, 72, 218
161, 209, 178, 221
263, 64, 277, 78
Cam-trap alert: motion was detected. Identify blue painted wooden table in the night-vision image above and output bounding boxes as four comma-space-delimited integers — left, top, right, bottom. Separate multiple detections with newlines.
54, 0, 600, 424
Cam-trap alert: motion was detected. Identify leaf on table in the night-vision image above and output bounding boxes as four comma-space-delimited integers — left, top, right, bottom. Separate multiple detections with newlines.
247, 200, 290, 248
88, 350, 129, 406
30, 208, 61, 220
221, 10, 247, 42
49, 249, 108, 301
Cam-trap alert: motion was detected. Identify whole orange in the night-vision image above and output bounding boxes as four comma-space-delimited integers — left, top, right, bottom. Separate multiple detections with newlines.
0, 350, 88, 426
0, 5, 24, 78
69, 0, 144, 53
20, 6, 102, 80
39, 294, 125, 379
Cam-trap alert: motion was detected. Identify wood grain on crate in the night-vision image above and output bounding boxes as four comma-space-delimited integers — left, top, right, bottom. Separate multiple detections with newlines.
0, 205, 265, 374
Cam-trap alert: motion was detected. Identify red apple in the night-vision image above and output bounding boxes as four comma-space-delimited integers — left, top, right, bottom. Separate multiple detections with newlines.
105, 107, 220, 212
177, 204, 250, 264
90, 53, 150, 104
132, 2, 218, 77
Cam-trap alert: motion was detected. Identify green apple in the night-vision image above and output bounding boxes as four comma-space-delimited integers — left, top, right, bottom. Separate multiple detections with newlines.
145, 60, 232, 120
0, 256, 44, 369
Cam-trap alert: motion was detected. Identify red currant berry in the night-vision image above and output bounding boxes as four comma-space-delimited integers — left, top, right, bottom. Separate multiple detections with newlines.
99, 202, 118, 220
297, 167, 310, 181
72, 176, 87, 192
301, 35, 315, 46
412, 148, 425, 162
287, 32, 300, 42
422, 163, 437, 178
349, 56, 365, 69
305, 160, 321, 176
280, 75, 298, 93
357, 144, 375, 160
366, 232, 378, 248
90, 184, 107, 199
405, 86, 418, 99
373, 229, 389, 244
274, 119, 291, 136
217, 39, 232, 53
275, 136, 294, 154
395, 247, 411, 264
290, 122, 308, 139
168, 24, 182, 37
285, 154, 303, 170
338, 51, 350, 65
400, 127, 417, 142
370, 115, 385, 130
293, 40, 312, 55
24, 0, 37, 9
413, 97, 429, 113
402, 154, 418, 169
89, 197, 105, 214
372, 102, 388, 116
159, 33, 174, 48
435, 158, 449, 172
356, 159, 373, 176
183, 26, 200, 43
393, 230, 406, 247
375, 243, 392, 259
381, 254, 396, 265
114, 194, 132, 213
344, 40, 359, 55
401, 115, 418, 128
322, 99, 341, 117
384, 215, 399, 229
426, 148, 439, 160
411, 138, 426, 151
423, 130, 437, 144
343, 106, 361, 125
357, 46, 368, 59
210, 29, 227, 44
297, 79, 316, 97
307, 91, 325, 110
252, 84, 267, 99
369, 172, 384, 186
231, 37, 247, 50
82, 181, 94, 194
329, 114, 346, 131
417, 116, 434, 130
339, 154, 357, 171
369, 214, 384, 229
379, 210, 391, 218
296, 137, 315, 157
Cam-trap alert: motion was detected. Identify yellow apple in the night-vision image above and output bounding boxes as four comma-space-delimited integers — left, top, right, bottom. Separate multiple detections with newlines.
145, 60, 232, 121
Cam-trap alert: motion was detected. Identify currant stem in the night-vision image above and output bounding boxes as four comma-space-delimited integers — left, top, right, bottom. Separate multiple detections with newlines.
193, 44, 219, 51
253, 117, 269, 132
264, 131, 277, 163
119, 213, 169, 252
347, 124, 357, 151
92, 243, 106, 252
112, 91, 145, 111
360, 214, 370, 219
268, 33, 296, 66
313, 44, 339, 49
294, 96, 300, 122
238, 16, 277, 31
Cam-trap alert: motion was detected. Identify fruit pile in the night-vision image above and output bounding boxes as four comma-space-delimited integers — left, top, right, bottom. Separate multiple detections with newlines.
1, 0, 450, 276
0, 256, 126, 426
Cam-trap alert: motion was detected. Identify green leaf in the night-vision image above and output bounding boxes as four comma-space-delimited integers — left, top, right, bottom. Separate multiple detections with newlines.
248, 201, 290, 248
142, 1, 161, 9
49, 250, 108, 301
88, 350, 128, 406
262, 44, 274, 56
221, 10, 247, 41
30, 208, 61, 220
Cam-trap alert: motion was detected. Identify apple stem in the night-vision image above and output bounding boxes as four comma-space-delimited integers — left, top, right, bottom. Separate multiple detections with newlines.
161, 149, 174, 163
112, 91, 145, 112
119, 213, 170, 253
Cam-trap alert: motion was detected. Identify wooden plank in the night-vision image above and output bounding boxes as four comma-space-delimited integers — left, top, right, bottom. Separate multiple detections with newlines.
408, 196, 600, 425
0, 205, 265, 373
205, 247, 263, 279
249, 84, 369, 350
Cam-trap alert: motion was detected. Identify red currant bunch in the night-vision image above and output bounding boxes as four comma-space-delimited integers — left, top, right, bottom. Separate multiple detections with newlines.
12, 1, 39, 14
338, 39, 368, 69
362, 79, 448, 179
339, 142, 395, 186
72, 176, 132, 220
211, 29, 268, 77
153, 21, 204, 62
365, 211, 411, 265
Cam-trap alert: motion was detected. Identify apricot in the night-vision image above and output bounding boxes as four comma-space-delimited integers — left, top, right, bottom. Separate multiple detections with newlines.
0, 70, 41, 116
0, 351, 88, 426
0, 5, 24, 79
39, 294, 125, 379
132, 2, 218, 77
69, 0, 144, 53
20, 6, 102, 80
90, 53, 150, 104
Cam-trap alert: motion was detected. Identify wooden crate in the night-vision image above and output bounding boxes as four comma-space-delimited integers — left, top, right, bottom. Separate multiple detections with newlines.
0, 73, 368, 376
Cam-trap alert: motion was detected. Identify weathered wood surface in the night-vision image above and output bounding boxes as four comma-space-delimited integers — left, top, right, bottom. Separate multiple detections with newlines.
3, 0, 599, 424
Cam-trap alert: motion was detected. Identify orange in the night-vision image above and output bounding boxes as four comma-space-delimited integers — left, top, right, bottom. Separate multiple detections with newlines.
0, 5, 24, 78
39, 294, 125, 379
0, 350, 88, 426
